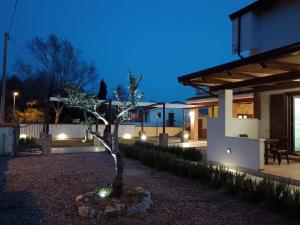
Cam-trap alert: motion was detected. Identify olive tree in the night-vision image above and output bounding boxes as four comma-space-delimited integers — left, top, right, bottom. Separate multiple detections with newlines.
61, 73, 143, 197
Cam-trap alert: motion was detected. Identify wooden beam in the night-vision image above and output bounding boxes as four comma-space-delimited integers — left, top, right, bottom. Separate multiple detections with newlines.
192, 77, 230, 85
210, 70, 300, 91
253, 81, 300, 92
265, 61, 300, 71
223, 71, 258, 79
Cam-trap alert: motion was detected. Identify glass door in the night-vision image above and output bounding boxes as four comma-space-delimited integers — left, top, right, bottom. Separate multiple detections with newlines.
294, 96, 300, 151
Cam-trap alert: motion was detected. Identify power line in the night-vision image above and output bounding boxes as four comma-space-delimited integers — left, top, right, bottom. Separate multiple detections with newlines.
8, 0, 18, 34
9, 35, 38, 64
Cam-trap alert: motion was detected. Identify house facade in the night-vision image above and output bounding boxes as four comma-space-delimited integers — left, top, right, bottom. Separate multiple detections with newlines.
186, 91, 254, 140
178, 0, 300, 171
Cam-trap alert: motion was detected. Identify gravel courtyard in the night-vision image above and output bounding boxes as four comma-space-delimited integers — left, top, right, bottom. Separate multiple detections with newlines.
0, 152, 297, 225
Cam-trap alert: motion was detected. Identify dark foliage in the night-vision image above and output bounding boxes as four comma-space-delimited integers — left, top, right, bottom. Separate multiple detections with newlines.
98, 79, 107, 100
120, 143, 300, 221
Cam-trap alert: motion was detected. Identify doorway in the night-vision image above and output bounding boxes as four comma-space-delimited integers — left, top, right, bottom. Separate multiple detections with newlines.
293, 96, 300, 152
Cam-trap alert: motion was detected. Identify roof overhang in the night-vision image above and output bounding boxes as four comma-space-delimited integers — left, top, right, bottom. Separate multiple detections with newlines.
229, 0, 277, 20
178, 43, 300, 92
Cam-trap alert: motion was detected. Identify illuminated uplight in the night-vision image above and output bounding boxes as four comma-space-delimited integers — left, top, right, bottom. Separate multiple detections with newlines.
57, 133, 67, 140
123, 133, 132, 139
184, 133, 189, 139
13, 91, 19, 96
97, 187, 112, 199
20, 133, 27, 139
141, 134, 147, 141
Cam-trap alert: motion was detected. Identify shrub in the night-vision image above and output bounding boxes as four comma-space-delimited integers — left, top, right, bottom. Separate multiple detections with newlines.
134, 141, 202, 162
119, 143, 300, 221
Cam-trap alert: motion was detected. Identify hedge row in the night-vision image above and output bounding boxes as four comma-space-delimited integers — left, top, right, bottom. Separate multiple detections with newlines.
120, 143, 300, 221
133, 141, 202, 162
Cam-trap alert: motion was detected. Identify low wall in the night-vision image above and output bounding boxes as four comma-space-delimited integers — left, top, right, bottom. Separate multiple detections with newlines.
134, 127, 182, 137
207, 118, 264, 171
20, 124, 135, 139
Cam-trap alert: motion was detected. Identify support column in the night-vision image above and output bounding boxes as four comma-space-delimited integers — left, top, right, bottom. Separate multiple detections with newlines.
189, 108, 199, 140
218, 89, 233, 136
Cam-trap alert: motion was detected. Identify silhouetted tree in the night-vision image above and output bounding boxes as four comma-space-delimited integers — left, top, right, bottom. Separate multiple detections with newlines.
98, 79, 107, 100
15, 34, 97, 124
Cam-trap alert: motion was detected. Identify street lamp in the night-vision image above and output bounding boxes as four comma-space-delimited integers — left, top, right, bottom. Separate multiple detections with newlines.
13, 91, 19, 122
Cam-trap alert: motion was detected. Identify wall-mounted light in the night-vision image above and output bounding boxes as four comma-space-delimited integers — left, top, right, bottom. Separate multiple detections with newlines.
226, 147, 232, 155
57, 133, 67, 140
123, 133, 132, 139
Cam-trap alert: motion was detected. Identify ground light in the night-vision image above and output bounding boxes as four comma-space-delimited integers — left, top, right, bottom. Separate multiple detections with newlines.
20, 133, 27, 139
123, 133, 132, 139
141, 134, 147, 141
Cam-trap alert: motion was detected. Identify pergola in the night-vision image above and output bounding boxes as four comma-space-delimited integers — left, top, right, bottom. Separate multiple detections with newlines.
49, 97, 196, 134
178, 42, 300, 118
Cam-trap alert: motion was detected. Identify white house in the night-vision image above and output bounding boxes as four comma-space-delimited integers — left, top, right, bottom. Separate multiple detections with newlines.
178, 0, 300, 171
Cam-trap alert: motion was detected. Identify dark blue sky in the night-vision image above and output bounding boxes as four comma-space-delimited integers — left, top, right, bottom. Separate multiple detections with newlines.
0, 0, 254, 102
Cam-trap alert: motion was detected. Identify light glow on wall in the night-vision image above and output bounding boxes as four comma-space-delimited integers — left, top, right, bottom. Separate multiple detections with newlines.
20, 134, 27, 139
123, 133, 132, 139
57, 133, 67, 140
189, 110, 195, 124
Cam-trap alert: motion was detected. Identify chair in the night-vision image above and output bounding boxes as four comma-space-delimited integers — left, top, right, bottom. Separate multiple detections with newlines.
268, 138, 289, 165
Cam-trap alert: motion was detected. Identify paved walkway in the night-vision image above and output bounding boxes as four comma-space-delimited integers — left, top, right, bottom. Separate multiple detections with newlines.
51, 146, 105, 154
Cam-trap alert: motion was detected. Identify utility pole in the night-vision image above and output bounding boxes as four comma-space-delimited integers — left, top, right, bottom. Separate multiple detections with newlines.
0, 32, 9, 123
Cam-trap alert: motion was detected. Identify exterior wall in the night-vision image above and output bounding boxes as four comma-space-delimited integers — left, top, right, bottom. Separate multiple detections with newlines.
207, 90, 264, 171
145, 108, 183, 127
20, 124, 136, 139
0, 127, 15, 156
233, 102, 253, 118
194, 102, 253, 140
259, 87, 300, 138
232, 0, 300, 54
232, 119, 259, 139
134, 127, 182, 137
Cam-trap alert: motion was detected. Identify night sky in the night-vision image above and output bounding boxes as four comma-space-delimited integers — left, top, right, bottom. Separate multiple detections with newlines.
0, 0, 254, 102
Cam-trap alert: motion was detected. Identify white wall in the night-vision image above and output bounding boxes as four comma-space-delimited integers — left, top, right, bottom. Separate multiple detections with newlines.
232, 119, 259, 139
0, 127, 15, 156
20, 124, 136, 139
207, 90, 264, 171
232, 0, 300, 54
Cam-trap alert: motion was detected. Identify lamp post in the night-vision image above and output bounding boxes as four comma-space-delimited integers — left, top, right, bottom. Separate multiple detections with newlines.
13, 91, 19, 122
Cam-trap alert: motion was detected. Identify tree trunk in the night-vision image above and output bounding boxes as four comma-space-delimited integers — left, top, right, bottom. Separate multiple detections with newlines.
111, 124, 124, 197
54, 112, 60, 124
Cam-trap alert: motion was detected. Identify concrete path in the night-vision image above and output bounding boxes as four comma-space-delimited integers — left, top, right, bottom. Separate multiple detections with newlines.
51, 146, 105, 154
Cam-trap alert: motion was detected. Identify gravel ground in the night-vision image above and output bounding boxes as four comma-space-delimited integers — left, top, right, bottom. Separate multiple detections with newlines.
0, 152, 297, 225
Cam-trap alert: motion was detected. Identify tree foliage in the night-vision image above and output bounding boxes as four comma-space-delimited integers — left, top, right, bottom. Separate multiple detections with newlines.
58, 71, 143, 197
